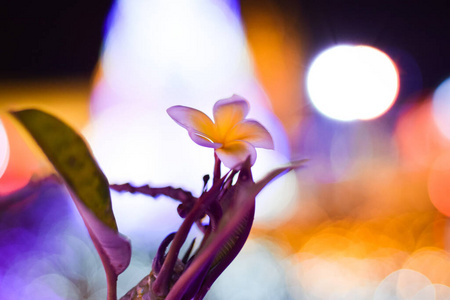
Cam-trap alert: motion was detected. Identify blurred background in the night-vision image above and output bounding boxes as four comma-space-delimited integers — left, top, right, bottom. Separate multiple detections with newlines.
1, 0, 450, 299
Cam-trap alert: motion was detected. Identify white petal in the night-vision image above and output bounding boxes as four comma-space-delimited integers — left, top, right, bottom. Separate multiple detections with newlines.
215, 141, 257, 170
227, 120, 274, 149
188, 131, 222, 149
213, 95, 249, 137
167, 106, 216, 139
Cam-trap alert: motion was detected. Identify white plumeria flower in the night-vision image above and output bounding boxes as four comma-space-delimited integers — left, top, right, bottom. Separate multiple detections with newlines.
167, 95, 274, 169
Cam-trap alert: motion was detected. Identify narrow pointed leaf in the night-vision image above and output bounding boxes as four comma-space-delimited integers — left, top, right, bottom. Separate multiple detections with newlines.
167, 159, 307, 300
11, 109, 131, 298
251, 159, 308, 197
195, 204, 255, 300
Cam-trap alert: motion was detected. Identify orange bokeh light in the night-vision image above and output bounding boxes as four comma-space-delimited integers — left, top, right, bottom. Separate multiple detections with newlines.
395, 100, 450, 170
0, 116, 41, 195
428, 154, 450, 217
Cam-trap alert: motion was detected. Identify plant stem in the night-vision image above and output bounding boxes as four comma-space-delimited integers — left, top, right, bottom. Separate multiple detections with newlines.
106, 272, 118, 300
152, 179, 223, 296
213, 153, 221, 184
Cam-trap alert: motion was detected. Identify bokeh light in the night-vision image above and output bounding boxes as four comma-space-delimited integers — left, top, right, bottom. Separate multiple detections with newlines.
84, 105, 210, 245
432, 77, 450, 139
412, 284, 450, 300
0, 117, 41, 195
0, 119, 10, 179
243, 4, 304, 137
306, 45, 399, 121
403, 247, 450, 286
251, 150, 299, 227
86, 0, 296, 244
428, 154, 450, 217
3, 1, 450, 299
395, 100, 450, 170
374, 269, 432, 300
95, 0, 252, 113
206, 240, 292, 300
0, 183, 107, 299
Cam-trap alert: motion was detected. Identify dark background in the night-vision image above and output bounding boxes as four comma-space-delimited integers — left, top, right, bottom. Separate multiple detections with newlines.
0, 0, 111, 79
1, 0, 449, 93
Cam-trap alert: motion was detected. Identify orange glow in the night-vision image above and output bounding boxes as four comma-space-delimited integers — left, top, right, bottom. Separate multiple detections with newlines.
428, 154, 450, 217
1, 4, 449, 297
252, 209, 448, 297
0, 119, 9, 178
243, 6, 304, 136
0, 80, 91, 129
0, 80, 91, 195
0, 116, 41, 195
395, 100, 450, 169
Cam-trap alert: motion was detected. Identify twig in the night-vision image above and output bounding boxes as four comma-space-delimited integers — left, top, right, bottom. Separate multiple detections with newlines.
110, 183, 196, 204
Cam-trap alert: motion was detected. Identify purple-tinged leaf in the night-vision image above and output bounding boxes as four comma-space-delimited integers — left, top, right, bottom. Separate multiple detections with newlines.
73, 198, 132, 300
11, 109, 132, 300
182, 238, 197, 265
195, 205, 255, 300
151, 177, 225, 297
153, 232, 176, 274
251, 159, 307, 197
166, 159, 306, 300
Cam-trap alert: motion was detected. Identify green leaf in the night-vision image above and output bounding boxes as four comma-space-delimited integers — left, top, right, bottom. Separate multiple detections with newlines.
11, 109, 117, 230
12, 109, 132, 300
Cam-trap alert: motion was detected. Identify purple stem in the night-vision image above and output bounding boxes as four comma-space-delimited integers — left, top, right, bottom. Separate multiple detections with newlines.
153, 232, 177, 274
83, 221, 118, 300
164, 194, 255, 300
213, 153, 221, 184
106, 272, 118, 300
152, 178, 224, 297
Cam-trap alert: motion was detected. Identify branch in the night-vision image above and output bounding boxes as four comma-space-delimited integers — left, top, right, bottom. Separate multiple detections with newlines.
110, 183, 196, 203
